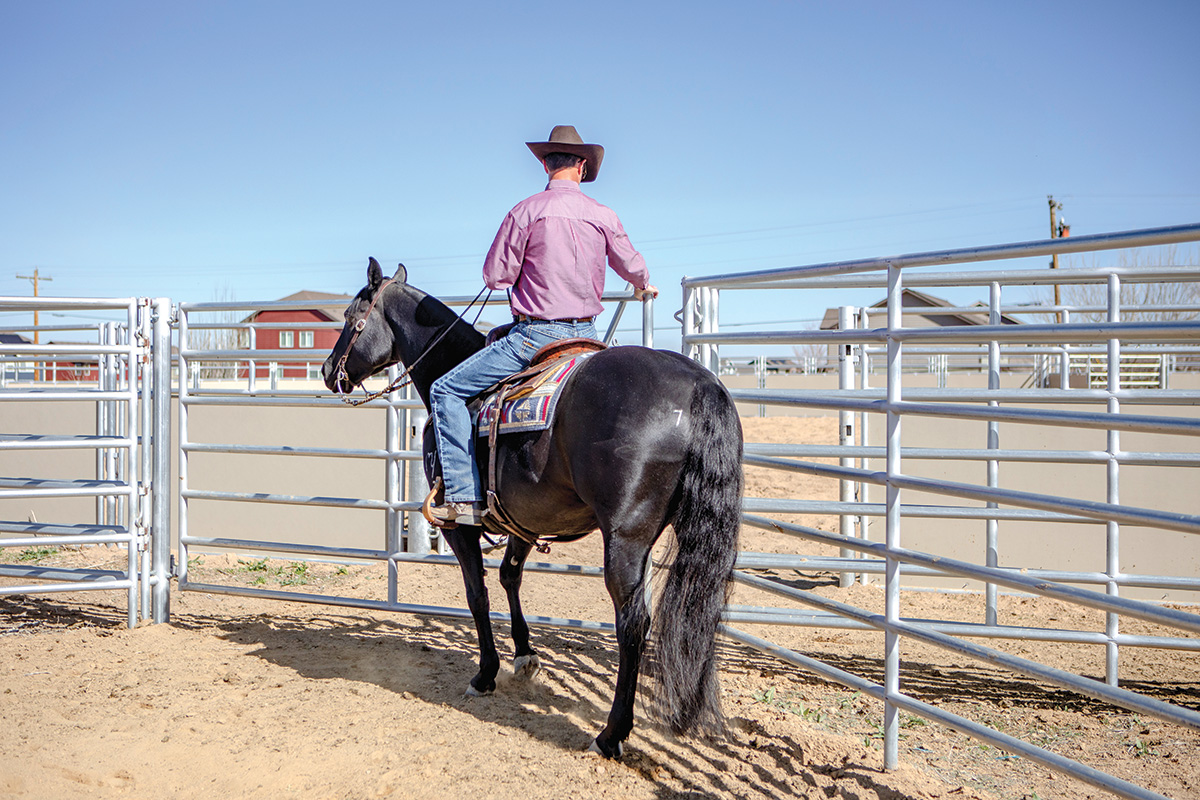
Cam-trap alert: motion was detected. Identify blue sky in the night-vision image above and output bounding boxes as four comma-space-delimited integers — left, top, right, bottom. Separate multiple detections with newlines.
2, 1, 1198, 345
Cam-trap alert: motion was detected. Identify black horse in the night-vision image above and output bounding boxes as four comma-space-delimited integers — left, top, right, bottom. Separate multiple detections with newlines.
321, 258, 743, 758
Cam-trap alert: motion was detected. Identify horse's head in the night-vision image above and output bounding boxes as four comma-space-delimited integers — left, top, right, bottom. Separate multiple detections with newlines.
321, 257, 407, 395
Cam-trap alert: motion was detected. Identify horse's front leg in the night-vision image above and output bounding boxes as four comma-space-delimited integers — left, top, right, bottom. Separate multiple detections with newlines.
498, 536, 540, 679
444, 527, 501, 695
591, 534, 654, 759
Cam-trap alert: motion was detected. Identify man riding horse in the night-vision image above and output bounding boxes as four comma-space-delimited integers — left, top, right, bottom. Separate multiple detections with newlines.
427, 125, 659, 527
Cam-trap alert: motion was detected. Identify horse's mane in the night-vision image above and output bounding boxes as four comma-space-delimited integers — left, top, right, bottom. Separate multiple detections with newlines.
411, 291, 486, 354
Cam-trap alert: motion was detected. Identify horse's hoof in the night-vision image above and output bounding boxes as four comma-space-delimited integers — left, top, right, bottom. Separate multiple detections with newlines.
587, 738, 623, 759
513, 654, 541, 680
464, 683, 494, 698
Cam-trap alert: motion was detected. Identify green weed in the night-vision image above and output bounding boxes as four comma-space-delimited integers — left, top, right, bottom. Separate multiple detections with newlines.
750, 686, 824, 723
16, 546, 59, 563
279, 562, 310, 586
1129, 738, 1159, 758
232, 557, 312, 586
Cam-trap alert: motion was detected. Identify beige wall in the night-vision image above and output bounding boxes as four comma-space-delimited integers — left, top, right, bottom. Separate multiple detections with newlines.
4, 371, 1199, 601
0, 394, 401, 556
722, 371, 1200, 601
859, 405, 1200, 601
722, 373, 841, 417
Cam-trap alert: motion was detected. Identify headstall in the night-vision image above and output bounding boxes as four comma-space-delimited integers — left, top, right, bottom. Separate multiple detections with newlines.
334, 282, 492, 406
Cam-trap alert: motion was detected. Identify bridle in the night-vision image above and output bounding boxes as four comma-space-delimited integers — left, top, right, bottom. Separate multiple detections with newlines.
333, 280, 491, 406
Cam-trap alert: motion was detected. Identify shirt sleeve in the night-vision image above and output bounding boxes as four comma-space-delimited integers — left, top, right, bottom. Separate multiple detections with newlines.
603, 217, 650, 289
482, 212, 528, 290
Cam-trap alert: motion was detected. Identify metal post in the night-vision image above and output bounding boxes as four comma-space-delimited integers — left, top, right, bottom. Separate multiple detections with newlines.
699, 287, 713, 373
884, 263, 903, 770
682, 283, 699, 363
177, 306, 191, 587
838, 306, 856, 587
708, 287, 721, 374
1059, 308, 1072, 388
641, 294, 654, 348
858, 307, 871, 584
137, 300, 153, 622
151, 298, 172, 622
96, 322, 107, 526
248, 325, 257, 392
390, 374, 420, 556
108, 322, 121, 527
120, 313, 137, 628
986, 283, 1001, 626
755, 355, 766, 418
1105, 274, 1121, 685
406, 404, 431, 556
386, 377, 404, 608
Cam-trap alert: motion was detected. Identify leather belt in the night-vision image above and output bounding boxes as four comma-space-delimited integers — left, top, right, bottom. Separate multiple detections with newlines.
513, 314, 595, 324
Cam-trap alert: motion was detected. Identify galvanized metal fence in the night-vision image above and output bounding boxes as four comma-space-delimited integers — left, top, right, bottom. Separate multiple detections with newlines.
173, 290, 654, 623
6, 227, 1200, 797
0, 297, 172, 625
682, 222, 1200, 800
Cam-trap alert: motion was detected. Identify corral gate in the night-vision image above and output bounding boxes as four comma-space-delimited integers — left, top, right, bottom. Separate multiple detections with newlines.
0, 297, 172, 625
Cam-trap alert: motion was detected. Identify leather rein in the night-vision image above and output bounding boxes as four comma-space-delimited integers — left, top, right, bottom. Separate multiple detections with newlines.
334, 281, 491, 406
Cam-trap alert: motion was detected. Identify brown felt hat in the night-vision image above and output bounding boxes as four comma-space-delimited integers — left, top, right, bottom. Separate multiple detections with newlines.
525, 125, 605, 182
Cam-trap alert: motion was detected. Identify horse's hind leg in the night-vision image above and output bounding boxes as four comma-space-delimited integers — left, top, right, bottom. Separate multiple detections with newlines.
444, 528, 501, 695
591, 533, 654, 759
499, 536, 540, 679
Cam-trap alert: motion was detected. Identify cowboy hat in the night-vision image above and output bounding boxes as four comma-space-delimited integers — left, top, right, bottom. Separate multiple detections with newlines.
526, 125, 605, 182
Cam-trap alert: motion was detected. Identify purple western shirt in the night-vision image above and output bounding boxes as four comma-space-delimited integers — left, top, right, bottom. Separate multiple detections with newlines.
482, 180, 649, 320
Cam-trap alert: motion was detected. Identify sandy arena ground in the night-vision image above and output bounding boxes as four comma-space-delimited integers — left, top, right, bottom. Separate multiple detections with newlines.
2, 417, 1198, 799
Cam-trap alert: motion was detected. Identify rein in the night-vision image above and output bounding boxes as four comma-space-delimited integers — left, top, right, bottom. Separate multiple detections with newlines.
335, 282, 492, 406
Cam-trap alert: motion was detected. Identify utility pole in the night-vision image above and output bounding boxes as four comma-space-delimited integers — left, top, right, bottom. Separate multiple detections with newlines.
1048, 197, 1066, 323
16, 268, 53, 343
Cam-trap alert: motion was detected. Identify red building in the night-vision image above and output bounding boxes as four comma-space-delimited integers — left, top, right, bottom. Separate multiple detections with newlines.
47, 357, 100, 383
242, 291, 351, 380
1, 334, 103, 383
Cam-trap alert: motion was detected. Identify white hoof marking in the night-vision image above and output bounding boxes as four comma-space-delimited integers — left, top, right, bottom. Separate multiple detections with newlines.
587, 739, 622, 758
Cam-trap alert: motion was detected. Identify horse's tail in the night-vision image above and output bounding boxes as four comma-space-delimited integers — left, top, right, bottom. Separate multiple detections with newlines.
649, 378, 743, 736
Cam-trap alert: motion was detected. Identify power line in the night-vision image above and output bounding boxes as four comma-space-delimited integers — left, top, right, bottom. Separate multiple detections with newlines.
637, 198, 1034, 247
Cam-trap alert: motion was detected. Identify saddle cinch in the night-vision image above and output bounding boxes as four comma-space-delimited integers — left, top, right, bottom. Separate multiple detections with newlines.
423, 337, 605, 550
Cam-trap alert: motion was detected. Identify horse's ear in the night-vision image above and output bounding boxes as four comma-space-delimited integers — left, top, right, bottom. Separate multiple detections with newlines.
367, 257, 383, 288
393, 263, 408, 284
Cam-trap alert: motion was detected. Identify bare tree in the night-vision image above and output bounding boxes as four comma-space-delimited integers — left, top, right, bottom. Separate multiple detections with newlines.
1033, 246, 1200, 323
192, 284, 246, 381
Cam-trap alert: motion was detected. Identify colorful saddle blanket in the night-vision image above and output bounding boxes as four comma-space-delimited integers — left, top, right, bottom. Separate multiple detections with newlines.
474, 352, 595, 437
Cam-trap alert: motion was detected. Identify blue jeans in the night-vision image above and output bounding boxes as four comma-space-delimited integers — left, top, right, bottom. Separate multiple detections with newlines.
430, 319, 598, 502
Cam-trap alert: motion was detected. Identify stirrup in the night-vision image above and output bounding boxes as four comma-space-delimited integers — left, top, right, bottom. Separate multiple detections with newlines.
422, 478, 484, 528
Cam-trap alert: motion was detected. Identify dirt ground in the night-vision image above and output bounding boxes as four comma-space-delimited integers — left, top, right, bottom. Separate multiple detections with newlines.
2, 417, 1198, 800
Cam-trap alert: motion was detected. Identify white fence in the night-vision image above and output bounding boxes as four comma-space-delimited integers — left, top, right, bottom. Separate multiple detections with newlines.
682, 222, 1200, 800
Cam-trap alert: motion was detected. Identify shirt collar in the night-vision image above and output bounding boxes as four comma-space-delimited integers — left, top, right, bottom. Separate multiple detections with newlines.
545, 179, 582, 192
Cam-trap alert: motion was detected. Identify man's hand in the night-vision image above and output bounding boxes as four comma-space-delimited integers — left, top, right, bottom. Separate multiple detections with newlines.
634, 284, 659, 301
